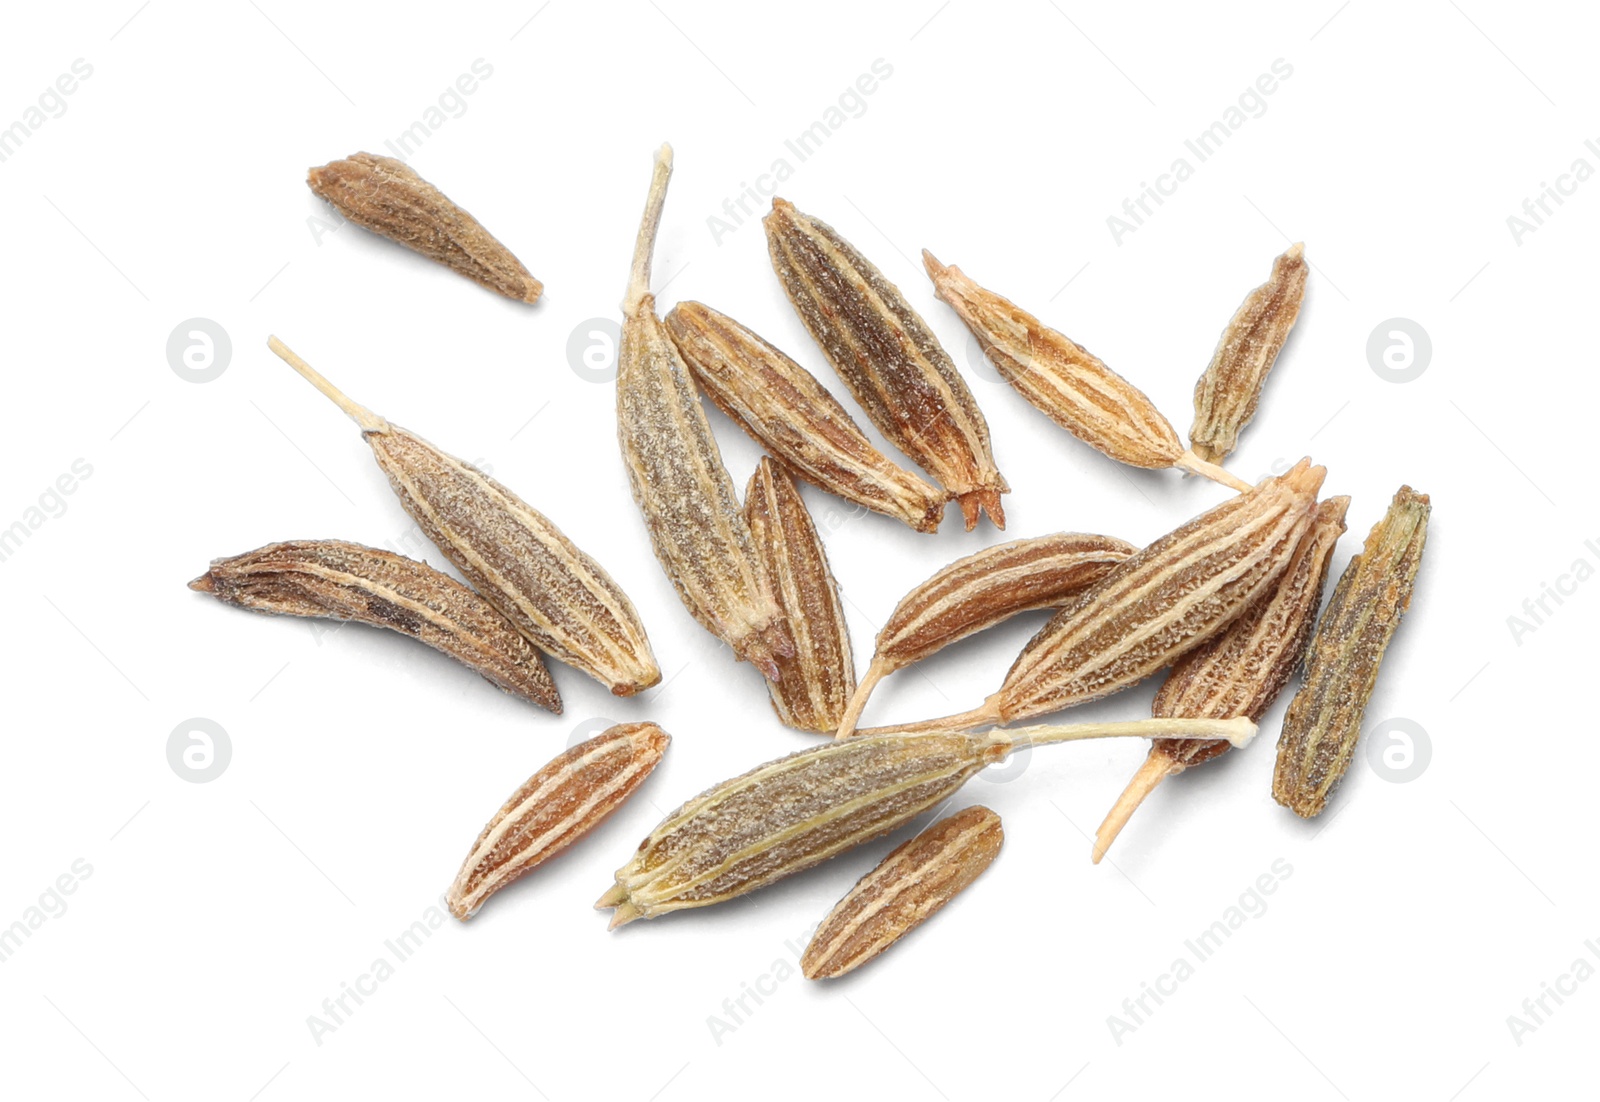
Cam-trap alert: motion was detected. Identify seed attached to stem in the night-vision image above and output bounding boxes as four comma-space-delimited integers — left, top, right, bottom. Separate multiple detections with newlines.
923, 251, 1249, 492
596, 716, 1254, 927
266, 337, 660, 696
617, 145, 794, 681
448, 723, 670, 919
1189, 243, 1308, 464
861, 461, 1326, 737
835, 532, 1136, 738
765, 199, 1009, 529
1091, 495, 1349, 862
307, 152, 542, 303
666, 300, 948, 533
1273, 486, 1430, 818
802, 805, 1003, 979
191, 539, 563, 712
745, 458, 857, 733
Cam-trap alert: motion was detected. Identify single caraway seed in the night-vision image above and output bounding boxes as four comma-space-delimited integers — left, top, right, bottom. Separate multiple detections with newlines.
861, 461, 1326, 737
665, 300, 948, 533
306, 152, 542, 303
266, 337, 661, 696
617, 146, 794, 681
191, 539, 561, 713
802, 805, 1003, 979
923, 252, 1251, 492
1273, 486, 1430, 818
835, 532, 1136, 738
447, 723, 669, 919
1091, 496, 1350, 862
745, 458, 857, 733
1189, 243, 1308, 465
764, 198, 1009, 530
596, 716, 1255, 926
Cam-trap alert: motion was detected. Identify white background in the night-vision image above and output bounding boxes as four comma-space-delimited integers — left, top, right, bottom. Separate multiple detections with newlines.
2, 1, 1593, 1098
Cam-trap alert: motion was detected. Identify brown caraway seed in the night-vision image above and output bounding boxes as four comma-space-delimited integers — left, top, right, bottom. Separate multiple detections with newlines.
923, 252, 1251, 492
617, 145, 794, 681
666, 300, 948, 533
744, 458, 857, 734
835, 532, 1136, 738
190, 539, 561, 713
597, 717, 1256, 927
764, 198, 1009, 530
802, 805, 1003, 980
266, 338, 660, 697
864, 460, 1326, 737
1273, 486, 1430, 818
1189, 243, 1308, 465
307, 152, 542, 303
447, 723, 669, 919
1091, 495, 1349, 862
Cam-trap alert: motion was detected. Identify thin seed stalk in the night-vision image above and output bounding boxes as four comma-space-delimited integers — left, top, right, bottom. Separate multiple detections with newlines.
616, 145, 794, 680
1091, 495, 1350, 862
597, 716, 1254, 927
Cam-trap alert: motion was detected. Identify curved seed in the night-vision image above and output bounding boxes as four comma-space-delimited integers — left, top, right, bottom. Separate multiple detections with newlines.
307, 152, 541, 303
190, 539, 561, 712
764, 199, 1008, 530
924, 251, 1246, 491
837, 532, 1135, 737
1189, 244, 1307, 464
1273, 486, 1429, 818
745, 458, 856, 733
448, 723, 669, 919
666, 300, 947, 533
618, 145, 793, 680
803, 805, 1002, 979
266, 338, 660, 697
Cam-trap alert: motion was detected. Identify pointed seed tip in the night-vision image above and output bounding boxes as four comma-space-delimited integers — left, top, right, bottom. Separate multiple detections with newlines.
187, 573, 214, 593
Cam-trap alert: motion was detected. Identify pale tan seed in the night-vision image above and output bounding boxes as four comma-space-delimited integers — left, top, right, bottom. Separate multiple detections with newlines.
666, 300, 948, 533
765, 198, 1009, 530
864, 460, 1326, 737
191, 539, 562, 713
924, 252, 1250, 492
836, 532, 1136, 738
1273, 486, 1430, 818
447, 723, 669, 919
744, 458, 856, 734
266, 338, 660, 697
802, 805, 1002, 979
307, 152, 542, 303
1092, 496, 1349, 861
597, 717, 1255, 927
1189, 243, 1307, 464
618, 146, 794, 681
